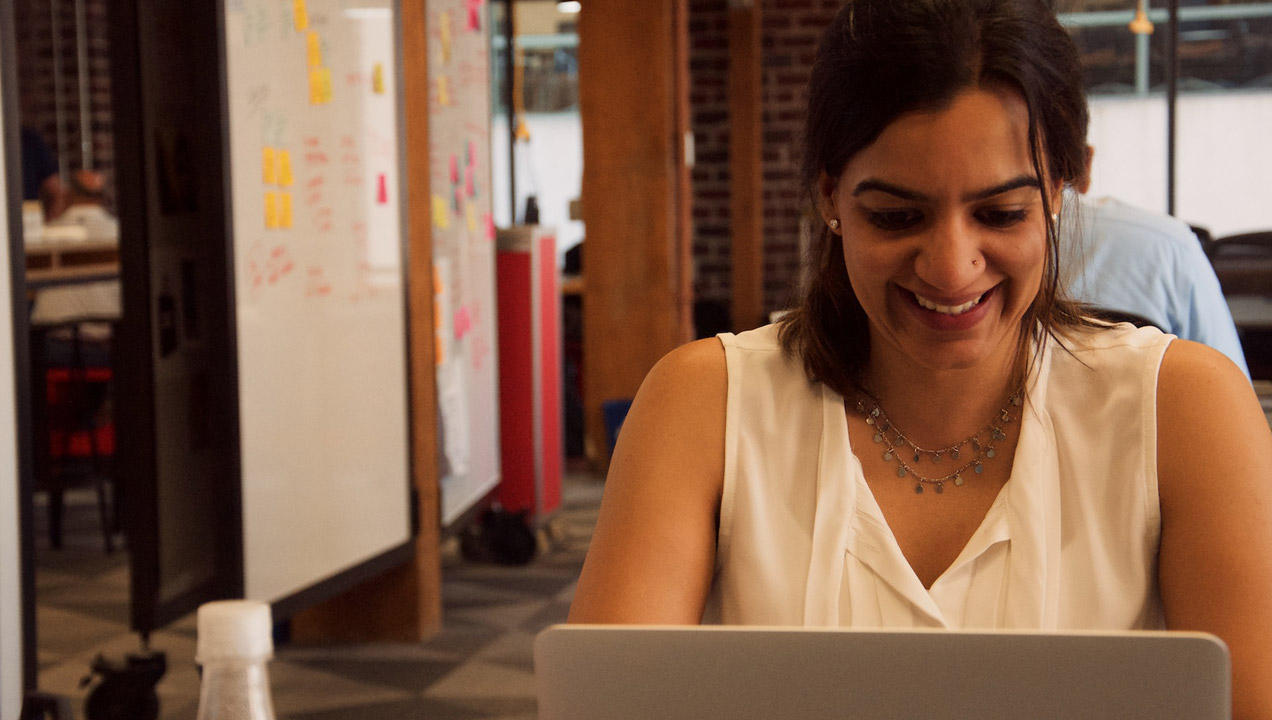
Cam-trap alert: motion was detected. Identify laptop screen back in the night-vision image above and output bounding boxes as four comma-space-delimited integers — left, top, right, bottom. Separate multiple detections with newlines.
535, 625, 1229, 720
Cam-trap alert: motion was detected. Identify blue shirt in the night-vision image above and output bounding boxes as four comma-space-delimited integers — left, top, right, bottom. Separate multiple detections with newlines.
21, 126, 58, 201
1062, 196, 1250, 379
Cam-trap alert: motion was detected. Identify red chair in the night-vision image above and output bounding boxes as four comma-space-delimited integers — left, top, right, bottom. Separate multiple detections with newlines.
32, 321, 118, 552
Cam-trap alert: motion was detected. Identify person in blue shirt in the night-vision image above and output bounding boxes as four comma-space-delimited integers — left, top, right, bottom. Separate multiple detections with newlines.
1061, 146, 1250, 378
20, 125, 66, 218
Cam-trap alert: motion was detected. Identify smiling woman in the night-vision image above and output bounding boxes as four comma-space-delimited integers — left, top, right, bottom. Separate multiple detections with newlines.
567, 2, 1272, 718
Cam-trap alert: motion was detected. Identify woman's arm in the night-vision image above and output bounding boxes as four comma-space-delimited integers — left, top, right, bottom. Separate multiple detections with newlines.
1156, 340, 1272, 720
567, 338, 728, 624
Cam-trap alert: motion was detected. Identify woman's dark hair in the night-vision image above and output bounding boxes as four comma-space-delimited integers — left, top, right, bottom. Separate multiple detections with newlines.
778, 0, 1092, 396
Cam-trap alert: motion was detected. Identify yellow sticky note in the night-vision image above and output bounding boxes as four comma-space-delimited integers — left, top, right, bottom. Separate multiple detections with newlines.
372, 63, 385, 95
440, 11, 452, 64
307, 32, 322, 67
293, 0, 309, 30
265, 192, 279, 229
321, 67, 333, 103
437, 76, 451, 107
466, 202, 478, 233
432, 195, 450, 230
309, 68, 324, 105
278, 150, 293, 187
279, 193, 293, 228
262, 147, 277, 185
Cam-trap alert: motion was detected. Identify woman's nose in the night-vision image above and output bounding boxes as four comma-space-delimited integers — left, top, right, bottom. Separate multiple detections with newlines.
913, 218, 983, 292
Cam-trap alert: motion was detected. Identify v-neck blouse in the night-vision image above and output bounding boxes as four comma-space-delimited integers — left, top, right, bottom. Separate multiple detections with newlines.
702, 323, 1171, 630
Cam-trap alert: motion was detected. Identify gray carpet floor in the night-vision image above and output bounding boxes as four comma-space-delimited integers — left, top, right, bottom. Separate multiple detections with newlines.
33, 471, 603, 719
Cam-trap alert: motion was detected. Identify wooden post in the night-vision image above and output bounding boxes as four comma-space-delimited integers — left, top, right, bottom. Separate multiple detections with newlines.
729, 0, 765, 331
289, 0, 442, 642
578, 0, 693, 467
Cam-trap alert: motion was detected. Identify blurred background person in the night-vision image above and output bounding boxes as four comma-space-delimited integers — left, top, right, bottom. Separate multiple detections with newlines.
1062, 145, 1249, 379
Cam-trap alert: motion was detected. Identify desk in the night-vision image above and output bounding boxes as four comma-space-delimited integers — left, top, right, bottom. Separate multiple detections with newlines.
25, 240, 120, 287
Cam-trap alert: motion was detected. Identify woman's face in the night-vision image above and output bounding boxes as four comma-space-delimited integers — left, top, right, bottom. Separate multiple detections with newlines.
819, 86, 1059, 378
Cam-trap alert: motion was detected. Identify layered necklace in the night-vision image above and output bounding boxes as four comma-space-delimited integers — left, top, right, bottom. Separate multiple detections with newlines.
853, 389, 1023, 495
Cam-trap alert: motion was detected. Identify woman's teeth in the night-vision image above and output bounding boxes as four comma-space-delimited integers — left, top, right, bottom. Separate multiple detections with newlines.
915, 293, 983, 316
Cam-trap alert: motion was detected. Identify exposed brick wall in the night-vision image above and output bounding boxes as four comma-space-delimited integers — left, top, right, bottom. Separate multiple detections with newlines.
760, 0, 839, 313
688, 0, 840, 318
688, 0, 731, 308
14, 0, 115, 208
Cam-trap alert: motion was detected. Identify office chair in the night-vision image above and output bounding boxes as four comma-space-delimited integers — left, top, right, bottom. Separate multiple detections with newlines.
32, 320, 118, 553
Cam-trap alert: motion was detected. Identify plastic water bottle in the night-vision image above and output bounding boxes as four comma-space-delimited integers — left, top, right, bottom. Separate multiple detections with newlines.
193, 600, 277, 720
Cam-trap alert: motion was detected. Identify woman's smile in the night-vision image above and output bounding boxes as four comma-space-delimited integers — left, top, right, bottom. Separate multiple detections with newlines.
897, 283, 999, 332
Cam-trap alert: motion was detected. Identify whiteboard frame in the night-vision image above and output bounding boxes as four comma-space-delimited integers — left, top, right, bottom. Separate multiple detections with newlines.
0, 0, 34, 704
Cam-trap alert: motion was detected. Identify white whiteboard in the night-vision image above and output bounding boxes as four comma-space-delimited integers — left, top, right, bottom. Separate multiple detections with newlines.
428, 0, 501, 525
1, 48, 25, 717
224, 0, 411, 602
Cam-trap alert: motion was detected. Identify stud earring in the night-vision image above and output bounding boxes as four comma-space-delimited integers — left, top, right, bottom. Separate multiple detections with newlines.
828, 218, 840, 231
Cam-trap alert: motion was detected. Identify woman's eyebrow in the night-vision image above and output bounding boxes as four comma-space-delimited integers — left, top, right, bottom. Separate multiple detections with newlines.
851, 175, 1041, 202
964, 176, 1041, 201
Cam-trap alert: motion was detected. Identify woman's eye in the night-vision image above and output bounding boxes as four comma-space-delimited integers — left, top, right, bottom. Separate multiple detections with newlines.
976, 208, 1028, 228
867, 209, 923, 231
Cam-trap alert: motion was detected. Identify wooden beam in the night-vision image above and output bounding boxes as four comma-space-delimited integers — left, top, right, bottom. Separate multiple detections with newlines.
578, 0, 693, 466
289, 0, 441, 642
729, 0, 765, 332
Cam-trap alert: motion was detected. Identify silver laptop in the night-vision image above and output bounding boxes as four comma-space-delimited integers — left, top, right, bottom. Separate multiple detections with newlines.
535, 625, 1229, 719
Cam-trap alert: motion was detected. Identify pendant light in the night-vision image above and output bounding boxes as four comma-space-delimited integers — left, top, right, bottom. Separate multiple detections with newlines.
557, 0, 581, 13
1129, 0, 1154, 35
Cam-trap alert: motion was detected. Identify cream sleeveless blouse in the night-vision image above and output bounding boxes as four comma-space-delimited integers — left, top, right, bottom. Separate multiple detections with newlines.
702, 323, 1172, 630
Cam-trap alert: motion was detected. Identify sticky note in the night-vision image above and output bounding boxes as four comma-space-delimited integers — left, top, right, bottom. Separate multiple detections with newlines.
309, 69, 324, 105
265, 192, 279, 229
320, 67, 333, 104
440, 11, 453, 64
377, 174, 388, 205
372, 63, 385, 94
307, 32, 322, 67
262, 147, 277, 185
466, 202, 478, 233
438, 76, 451, 107
484, 212, 495, 241
466, 0, 481, 32
449, 155, 460, 184
432, 195, 450, 229
279, 193, 293, 228
293, 0, 309, 30
309, 67, 333, 105
278, 150, 293, 186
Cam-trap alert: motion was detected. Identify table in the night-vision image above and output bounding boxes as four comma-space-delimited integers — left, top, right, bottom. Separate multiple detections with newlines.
25, 240, 120, 288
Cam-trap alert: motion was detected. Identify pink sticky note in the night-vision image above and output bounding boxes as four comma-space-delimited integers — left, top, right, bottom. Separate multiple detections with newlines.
377, 173, 388, 204
466, 0, 482, 31
484, 212, 495, 241
449, 155, 460, 184
465, 167, 475, 198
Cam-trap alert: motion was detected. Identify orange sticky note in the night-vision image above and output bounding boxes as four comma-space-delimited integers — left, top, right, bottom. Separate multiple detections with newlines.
432, 195, 450, 229
277, 150, 293, 187
307, 32, 322, 67
437, 76, 451, 107
293, 0, 309, 30
279, 193, 293, 228
264, 192, 279, 229
262, 147, 277, 185
372, 63, 385, 94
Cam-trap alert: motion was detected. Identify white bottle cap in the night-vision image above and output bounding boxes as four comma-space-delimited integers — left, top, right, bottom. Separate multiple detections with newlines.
196, 600, 274, 663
